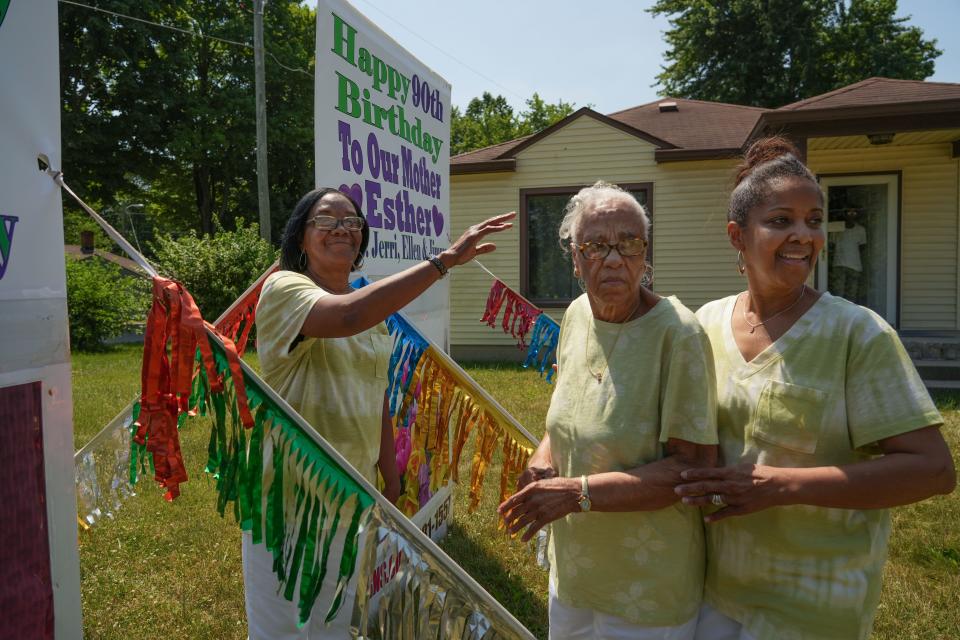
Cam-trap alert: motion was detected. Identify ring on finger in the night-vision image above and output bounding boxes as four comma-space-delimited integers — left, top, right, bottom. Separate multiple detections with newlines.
710, 493, 726, 507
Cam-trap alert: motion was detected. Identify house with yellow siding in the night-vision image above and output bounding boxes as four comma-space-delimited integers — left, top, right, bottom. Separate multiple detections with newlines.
448, 78, 960, 387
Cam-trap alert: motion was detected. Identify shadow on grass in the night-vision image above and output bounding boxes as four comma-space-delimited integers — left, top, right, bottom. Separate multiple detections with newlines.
439, 521, 548, 638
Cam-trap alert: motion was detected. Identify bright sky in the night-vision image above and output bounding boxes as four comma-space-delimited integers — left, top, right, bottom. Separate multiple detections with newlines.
334, 0, 959, 115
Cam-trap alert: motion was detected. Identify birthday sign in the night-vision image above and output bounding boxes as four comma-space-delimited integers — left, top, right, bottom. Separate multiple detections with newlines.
315, 0, 452, 346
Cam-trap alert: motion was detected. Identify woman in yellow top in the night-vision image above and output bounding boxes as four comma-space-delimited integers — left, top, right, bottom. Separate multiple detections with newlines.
249, 187, 512, 639
499, 181, 718, 639
676, 138, 956, 640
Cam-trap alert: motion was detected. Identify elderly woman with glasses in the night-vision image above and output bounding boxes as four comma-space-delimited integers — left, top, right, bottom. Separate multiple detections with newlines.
247, 187, 513, 639
499, 181, 718, 640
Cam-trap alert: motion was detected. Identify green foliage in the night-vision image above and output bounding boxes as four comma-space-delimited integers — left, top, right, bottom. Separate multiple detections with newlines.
150, 220, 277, 321
451, 92, 576, 156
59, 0, 316, 239
66, 257, 149, 351
62, 208, 112, 249
649, 0, 941, 108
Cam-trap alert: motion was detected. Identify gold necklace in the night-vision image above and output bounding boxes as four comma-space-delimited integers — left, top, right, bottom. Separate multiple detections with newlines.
585, 297, 642, 384
741, 287, 805, 334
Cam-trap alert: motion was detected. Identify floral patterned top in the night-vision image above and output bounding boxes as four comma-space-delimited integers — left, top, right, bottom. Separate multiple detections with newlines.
547, 294, 718, 626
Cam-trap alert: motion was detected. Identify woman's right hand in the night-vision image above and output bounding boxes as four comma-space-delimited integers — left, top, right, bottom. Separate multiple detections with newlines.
440, 211, 515, 268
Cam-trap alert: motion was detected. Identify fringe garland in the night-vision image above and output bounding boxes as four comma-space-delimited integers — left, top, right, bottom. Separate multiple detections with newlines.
480, 279, 560, 383
214, 264, 279, 357
522, 314, 560, 383
193, 341, 375, 626
387, 347, 534, 518
132, 276, 253, 500
480, 279, 541, 348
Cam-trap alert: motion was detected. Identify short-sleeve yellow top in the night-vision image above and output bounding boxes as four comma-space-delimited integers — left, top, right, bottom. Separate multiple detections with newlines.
255, 271, 393, 483
696, 292, 943, 640
547, 294, 718, 626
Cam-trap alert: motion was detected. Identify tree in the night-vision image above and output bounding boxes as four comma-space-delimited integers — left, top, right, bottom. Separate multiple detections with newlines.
650, 0, 941, 108
451, 92, 576, 156
59, 0, 315, 239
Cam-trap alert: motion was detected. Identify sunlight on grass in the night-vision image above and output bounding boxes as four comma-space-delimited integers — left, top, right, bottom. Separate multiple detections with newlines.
73, 350, 959, 639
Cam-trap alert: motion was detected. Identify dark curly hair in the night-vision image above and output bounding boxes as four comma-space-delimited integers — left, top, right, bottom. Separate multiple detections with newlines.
729, 136, 821, 226
279, 187, 369, 272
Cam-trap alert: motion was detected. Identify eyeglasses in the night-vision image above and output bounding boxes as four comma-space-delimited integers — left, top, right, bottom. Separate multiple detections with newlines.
308, 215, 364, 231
574, 237, 647, 261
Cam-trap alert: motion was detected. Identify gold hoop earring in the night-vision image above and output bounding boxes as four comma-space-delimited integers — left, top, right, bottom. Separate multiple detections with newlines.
736, 251, 745, 275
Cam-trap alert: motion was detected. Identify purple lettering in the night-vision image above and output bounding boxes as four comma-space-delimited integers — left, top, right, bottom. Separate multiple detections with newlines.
366, 133, 381, 179
364, 180, 382, 228
415, 206, 425, 235
337, 120, 352, 172
383, 194, 396, 230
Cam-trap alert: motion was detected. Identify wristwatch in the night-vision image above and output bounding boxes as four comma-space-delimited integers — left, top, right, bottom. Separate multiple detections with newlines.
427, 255, 448, 278
578, 475, 592, 512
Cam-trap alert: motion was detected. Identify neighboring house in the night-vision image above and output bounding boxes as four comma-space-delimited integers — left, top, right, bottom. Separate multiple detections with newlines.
64, 245, 144, 276
449, 78, 960, 386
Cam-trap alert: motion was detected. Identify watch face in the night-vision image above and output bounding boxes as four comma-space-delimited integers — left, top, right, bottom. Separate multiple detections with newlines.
579, 496, 591, 512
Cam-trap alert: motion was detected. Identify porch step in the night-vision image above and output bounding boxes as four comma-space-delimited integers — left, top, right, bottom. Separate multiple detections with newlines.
902, 337, 960, 390
923, 379, 960, 390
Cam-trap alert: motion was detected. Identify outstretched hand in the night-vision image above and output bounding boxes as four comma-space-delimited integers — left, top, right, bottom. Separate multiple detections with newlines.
442, 211, 515, 267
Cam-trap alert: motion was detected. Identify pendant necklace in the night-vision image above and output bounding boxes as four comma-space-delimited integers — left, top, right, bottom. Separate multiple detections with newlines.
741, 287, 805, 334
585, 297, 642, 384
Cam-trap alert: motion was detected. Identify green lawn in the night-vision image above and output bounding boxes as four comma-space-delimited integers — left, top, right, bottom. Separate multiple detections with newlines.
73, 348, 959, 639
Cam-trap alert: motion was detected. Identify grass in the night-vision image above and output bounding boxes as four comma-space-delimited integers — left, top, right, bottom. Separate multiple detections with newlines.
72, 349, 959, 639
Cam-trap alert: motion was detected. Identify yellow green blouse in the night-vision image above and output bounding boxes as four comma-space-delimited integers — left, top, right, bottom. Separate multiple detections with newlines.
256, 271, 392, 482
547, 294, 718, 626
696, 292, 943, 640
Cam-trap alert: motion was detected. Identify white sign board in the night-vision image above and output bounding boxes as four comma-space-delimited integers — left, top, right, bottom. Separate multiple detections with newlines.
0, 0, 83, 636
314, 0, 452, 348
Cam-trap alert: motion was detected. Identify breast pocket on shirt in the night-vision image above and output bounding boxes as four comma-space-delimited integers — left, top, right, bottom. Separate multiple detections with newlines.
370, 333, 393, 380
751, 380, 826, 454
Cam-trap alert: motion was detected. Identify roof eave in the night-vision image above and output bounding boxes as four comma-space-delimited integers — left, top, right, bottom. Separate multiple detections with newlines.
752, 98, 960, 140
450, 158, 517, 175
654, 147, 743, 163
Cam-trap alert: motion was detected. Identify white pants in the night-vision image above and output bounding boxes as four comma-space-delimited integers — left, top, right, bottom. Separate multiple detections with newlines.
693, 603, 756, 640
242, 531, 363, 639
548, 580, 698, 640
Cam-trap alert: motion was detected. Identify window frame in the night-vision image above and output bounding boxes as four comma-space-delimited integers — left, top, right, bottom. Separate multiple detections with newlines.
519, 182, 654, 308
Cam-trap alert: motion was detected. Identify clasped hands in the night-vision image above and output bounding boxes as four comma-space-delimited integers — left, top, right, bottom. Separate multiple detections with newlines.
498, 462, 785, 539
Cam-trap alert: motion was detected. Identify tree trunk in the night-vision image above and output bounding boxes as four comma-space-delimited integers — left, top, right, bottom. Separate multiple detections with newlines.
194, 164, 214, 234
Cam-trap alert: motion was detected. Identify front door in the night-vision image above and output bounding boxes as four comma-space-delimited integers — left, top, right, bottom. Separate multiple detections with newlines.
817, 174, 900, 326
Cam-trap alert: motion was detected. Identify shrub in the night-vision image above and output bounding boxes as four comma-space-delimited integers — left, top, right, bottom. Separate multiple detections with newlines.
149, 220, 278, 321
66, 257, 150, 351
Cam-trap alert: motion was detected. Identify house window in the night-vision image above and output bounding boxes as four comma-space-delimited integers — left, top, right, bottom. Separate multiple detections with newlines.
521, 184, 652, 306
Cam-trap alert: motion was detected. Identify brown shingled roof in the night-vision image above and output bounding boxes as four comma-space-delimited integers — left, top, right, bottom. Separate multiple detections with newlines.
451, 77, 960, 172
779, 77, 960, 111
452, 100, 765, 170
609, 98, 767, 155
451, 134, 533, 164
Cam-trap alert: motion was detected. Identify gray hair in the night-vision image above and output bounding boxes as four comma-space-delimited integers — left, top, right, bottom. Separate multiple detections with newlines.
730, 138, 821, 226
558, 180, 650, 249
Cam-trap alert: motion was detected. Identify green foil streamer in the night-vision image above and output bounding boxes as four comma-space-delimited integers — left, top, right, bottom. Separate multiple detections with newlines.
191, 341, 376, 626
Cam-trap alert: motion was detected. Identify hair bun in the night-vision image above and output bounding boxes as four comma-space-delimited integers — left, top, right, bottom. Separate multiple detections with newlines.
735, 136, 801, 186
